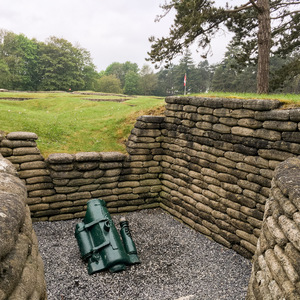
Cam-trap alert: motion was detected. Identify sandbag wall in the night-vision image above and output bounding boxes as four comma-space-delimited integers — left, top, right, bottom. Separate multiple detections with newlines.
0, 116, 163, 221
247, 157, 300, 299
160, 96, 300, 259
1, 97, 300, 259
0, 154, 47, 300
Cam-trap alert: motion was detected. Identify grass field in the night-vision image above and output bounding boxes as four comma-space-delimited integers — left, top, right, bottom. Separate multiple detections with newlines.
0, 91, 299, 157
0, 92, 165, 157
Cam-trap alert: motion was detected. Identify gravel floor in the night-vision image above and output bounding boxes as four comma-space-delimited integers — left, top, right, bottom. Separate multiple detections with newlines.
33, 208, 252, 300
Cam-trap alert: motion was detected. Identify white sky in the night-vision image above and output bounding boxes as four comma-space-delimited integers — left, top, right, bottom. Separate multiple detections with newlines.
0, 0, 238, 71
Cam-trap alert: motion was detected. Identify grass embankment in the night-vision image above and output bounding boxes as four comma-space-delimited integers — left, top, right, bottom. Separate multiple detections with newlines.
191, 92, 300, 105
0, 91, 299, 157
0, 92, 165, 157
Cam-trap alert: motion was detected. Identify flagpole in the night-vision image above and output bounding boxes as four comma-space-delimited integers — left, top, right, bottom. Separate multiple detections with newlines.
184, 73, 187, 95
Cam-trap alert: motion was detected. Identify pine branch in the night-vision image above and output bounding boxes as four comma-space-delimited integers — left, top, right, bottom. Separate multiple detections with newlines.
249, 0, 263, 12
224, 1, 253, 13
271, 10, 300, 19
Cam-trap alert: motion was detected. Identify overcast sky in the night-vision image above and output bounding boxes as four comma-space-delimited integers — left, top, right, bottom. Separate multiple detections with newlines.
0, 0, 236, 71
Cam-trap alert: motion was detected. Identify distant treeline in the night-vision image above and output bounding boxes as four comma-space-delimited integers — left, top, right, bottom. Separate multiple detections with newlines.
0, 29, 299, 95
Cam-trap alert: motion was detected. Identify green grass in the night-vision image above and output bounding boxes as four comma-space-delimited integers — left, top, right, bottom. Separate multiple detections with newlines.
190, 92, 300, 103
0, 91, 298, 157
0, 92, 165, 157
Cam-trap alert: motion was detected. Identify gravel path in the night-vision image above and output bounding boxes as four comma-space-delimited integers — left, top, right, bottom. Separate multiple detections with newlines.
33, 208, 252, 300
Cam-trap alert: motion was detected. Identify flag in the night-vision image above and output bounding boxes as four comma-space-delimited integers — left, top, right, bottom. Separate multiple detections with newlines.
184, 73, 187, 86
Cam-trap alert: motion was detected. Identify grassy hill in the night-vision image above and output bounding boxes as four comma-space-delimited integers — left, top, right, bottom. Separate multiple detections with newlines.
0, 91, 299, 157
0, 92, 165, 157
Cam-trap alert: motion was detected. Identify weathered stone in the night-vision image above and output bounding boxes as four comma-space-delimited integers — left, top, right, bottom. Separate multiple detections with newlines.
213, 108, 232, 117
212, 123, 231, 133
13, 147, 40, 156
224, 151, 246, 162
55, 186, 79, 194
238, 118, 262, 129
76, 161, 99, 171
0, 154, 17, 176
26, 182, 53, 192
282, 132, 300, 143
28, 189, 55, 197
278, 215, 300, 251
78, 184, 100, 192
289, 109, 300, 121
29, 203, 50, 211
232, 126, 255, 137
197, 106, 213, 115
42, 194, 67, 203
266, 216, 288, 246
20, 161, 46, 170
137, 115, 164, 123
49, 214, 74, 221
52, 178, 69, 186
0, 147, 13, 156
47, 153, 74, 164
1, 139, 37, 148
233, 144, 257, 156
263, 121, 298, 131
255, 109, 290, 121
273, 140, 300, 155
243, 99, 281, 111
219, 117, 238, 126
274, 245, 300, 284
231, 109, 255, 118
66, 191, 91, 201
64, 169, 95, 179
0, 155, 47, 299
258, 149, 294, 161
217, 157, 236, 168
9, 155, 44, 164
67, 178, 94, 186
6, 131, 38, 140
48, 163, 74, 172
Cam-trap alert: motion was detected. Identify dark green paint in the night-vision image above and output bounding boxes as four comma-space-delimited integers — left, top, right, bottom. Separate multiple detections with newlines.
75, 199, 140, 274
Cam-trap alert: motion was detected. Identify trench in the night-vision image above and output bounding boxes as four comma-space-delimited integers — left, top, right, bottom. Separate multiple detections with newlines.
33, 208, 251, 300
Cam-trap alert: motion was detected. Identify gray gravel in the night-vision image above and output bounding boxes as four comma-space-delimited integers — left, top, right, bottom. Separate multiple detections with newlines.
33, 208, 252, 300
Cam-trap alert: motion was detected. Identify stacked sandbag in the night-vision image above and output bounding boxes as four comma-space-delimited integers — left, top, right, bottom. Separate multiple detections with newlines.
0, 154, 47, 300
247, 157, 300, 299
160, 96, 300, 258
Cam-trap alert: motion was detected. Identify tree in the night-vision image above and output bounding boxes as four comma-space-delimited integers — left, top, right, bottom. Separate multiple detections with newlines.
155, 65, 177, 96
124, 71, 139, 95
0, 58, 11, 88
105, 61, 139, 89
196, 60, 212, 93
37, 37, 97, 91
0, 30, 39, 90
269, 54, 300, 93
211, 42, 257, 93
138, 65, 158, 95
148, 0, 300, 93
94, 75, 123, 93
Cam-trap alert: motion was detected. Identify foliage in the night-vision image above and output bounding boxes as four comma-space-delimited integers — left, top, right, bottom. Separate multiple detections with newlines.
138, 65, 158, 95
269, 54, 300, 93
0, 30, 39, 90
147, 0, 300, 93
211, 43, 300, 94
94, 75, 123, 93
105, 61, 139, 88
124, 71, 140, 95
153, 50, 212, 95
0, 30, 98, 91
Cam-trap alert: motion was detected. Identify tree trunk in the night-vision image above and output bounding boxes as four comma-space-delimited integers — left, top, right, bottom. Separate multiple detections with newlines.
256, 0, 271, 94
